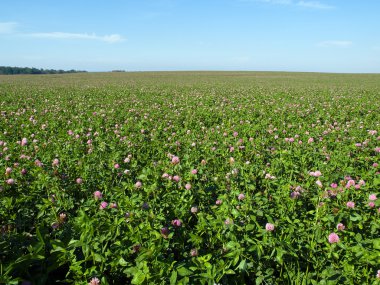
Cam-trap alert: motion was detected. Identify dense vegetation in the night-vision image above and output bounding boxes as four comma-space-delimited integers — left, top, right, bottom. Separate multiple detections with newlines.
0, 72, 380, 284
0, 66, 87, 75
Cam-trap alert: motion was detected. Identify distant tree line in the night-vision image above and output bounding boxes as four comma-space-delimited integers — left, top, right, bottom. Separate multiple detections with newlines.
0, 66, 87, 75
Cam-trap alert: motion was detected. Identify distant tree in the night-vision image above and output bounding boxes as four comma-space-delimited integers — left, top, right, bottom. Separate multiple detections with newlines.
0, 66, 87, 75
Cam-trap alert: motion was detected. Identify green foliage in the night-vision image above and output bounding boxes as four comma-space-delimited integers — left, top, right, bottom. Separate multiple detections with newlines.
0, 72, 380, 284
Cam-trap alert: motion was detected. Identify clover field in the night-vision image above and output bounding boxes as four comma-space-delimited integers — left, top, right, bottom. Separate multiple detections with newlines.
1, 71, 380, 284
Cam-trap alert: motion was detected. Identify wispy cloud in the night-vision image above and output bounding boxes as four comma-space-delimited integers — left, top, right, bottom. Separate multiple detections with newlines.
318, 41, 352, 47
0, 22, 124, 43
297, 1, 333, 9
0, 22, 18, 34
248, 0, 334, 9
28, 32, 125, 43
264, 0, 291, 4
252, 0, 292, 4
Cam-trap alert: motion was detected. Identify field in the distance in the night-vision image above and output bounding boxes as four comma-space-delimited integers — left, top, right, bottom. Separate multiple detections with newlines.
1, 72, 380, 284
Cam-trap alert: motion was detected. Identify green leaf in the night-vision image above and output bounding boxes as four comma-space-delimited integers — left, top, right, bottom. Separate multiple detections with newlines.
138, 174, 147, 180
68, 239, 82, 249
199, 254, 212, 262
256, 275, 264, 285
355, 233, 362, 242
238, 259, 247, 271
373, 239, 380, 250
93, 253, 103, 262
350, 213, 362, 222
204, 262, 212, 269
131, 271, 146, 285
170, 270, 177, 285
177, 267, 193, 276
233, 255, 240, 266
246, 224, 255, 231
119, 257, 128, 266
226, 241, 239, 250
36, 227, 44, 244
5, 254, 45, 274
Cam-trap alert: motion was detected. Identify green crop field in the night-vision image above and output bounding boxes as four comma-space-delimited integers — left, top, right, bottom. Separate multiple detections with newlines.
1, 72, 380, 284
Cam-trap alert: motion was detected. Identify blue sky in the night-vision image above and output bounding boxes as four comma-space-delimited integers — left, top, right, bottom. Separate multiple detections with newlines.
0, 0, 379, 72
